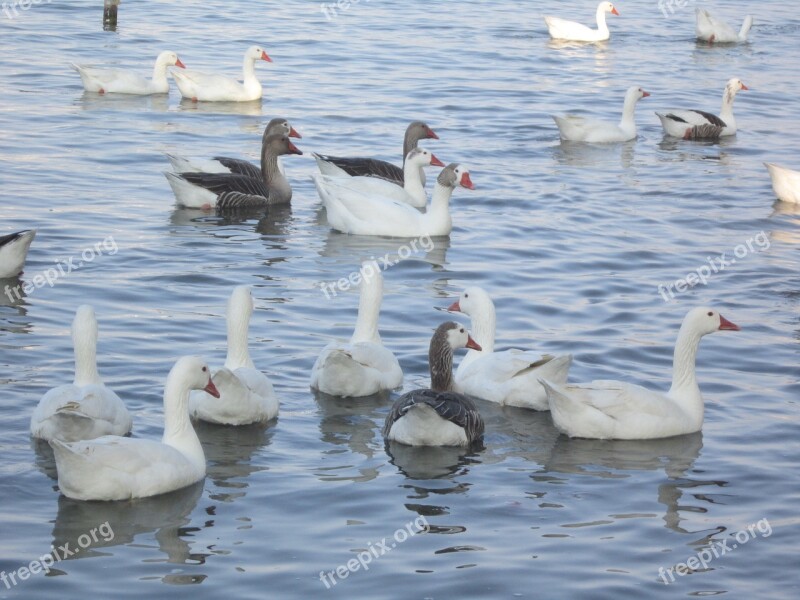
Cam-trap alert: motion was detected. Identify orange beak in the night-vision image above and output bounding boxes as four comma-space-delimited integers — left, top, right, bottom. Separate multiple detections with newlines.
460, 172, 475, 190
466, 335, 482, 351
289, 126, 301, 139
175, 58, 186, 69
288, 140, 303, 155
430, 153, 445, 167
261, 51, 272, 62
642, 91, 650, 97
427, 128, 439, 140
741, 83, 749, 91
718, 314, 740, 331
447, 300, 461, 312
611, 7, 619, 15
204, 378, 220, 398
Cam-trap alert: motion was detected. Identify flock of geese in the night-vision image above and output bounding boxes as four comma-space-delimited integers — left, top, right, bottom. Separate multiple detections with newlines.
0, 3, 795, 502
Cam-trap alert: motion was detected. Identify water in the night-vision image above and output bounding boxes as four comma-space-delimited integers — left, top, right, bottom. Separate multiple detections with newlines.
1, 0, 798, 597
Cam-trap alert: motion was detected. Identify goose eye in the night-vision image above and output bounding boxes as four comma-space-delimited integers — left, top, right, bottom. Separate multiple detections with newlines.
202, 366, 207, 372
707, 311, 713, 317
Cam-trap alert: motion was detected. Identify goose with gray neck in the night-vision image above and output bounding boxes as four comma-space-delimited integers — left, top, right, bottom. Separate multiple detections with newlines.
383, 322, 485, 447
656, 78, 748, 139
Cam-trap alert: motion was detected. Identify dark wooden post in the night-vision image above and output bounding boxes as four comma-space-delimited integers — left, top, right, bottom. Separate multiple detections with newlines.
103, 0, 120, 31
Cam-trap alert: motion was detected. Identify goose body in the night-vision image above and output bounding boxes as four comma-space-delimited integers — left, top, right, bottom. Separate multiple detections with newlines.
31, 306, 132, 443
656, 78, 748, 139
696, 9, 753, 44
383, 322, 485, 447
314, 121, 438, 185
554, 86, 649, 143
765, 163, 800, 204
165, 133, 302, 210
50, 356, 219, 501
540, 307, 740, 440
311, 262, 402, 397
315, 163, 474, 237
72, 51, 185, 95
448, 287, 572, 410
190, 286, 278, 425
0, 229, 36, 278
544, 1, 619, 42
172, 46, 271, 102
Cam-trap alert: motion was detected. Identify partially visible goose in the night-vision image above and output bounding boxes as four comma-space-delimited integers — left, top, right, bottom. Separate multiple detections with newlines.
50, 356, 219, 501
696, 9, 753, 44
72, 51, 185, 95
165, 133, 302, 210
167, 118, 301, 178
313, 121, 439, 185
447, 287, 572, 410
539, 307, 740, 440
310, 262, 402, 397
544, 1, 619, 42
656, 78, 748, 140
383, 322, 484, 447
31, 305, 132, 442
315, 163, 474, 237
172, 46, 271, 102
765, 163, 800, 204
190, 286, 278, 425
0, 229, 36, 278
313, 148, 444, 209
554, 86, 649, 143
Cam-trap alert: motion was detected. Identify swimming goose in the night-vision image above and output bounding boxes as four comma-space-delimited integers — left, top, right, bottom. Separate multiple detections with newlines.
30, 305, 132, 442
544, 1, 619, 42
539, 307, 740, 440
765, 163, 800, 204
383, 322, 485, 447
166, 118, 301, 178
554, 86, 649, 143
165, 133, 302, 210
310, 262, 402, 397
190, 286, 278, 425
0, 229, 36, 278
72, 50, 185, 95
447, 287, 572, 410
696, 9, 753, 44
656, 78, 748, 140
313, 148, 444, 209
315, 163, 474, 237
172, 45, 271, 102
313, 121, 439, 185
50, 356, 219, 501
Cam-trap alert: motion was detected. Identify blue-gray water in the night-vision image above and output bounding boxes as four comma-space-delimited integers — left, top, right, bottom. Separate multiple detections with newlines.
1, 0, 798, 598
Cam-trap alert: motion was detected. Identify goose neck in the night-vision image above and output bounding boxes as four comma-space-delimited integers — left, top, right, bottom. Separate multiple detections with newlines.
668, 323, 703, 400
351, 271, 383, 344
72, 324, 101, 387
595, 6, 609, 33
161, 376, 204, 466
428, 182, 454, 214
403, 160, 425, 199
225, 309, 254, 370
429, 334, 455, 392
469, 303, 496, 353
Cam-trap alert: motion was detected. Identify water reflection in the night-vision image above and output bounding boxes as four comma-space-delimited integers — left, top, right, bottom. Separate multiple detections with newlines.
75, 92, 170, 113
319, 229, 451, 269
385, 441, 483, 480
176, 98, 263, 116
553, 139, 636, 169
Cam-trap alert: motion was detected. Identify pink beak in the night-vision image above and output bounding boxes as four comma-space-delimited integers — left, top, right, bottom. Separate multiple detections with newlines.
261, 51, 272, 62
447, 300, 461, 312
718, 314, 740, 331
642, 91, 650, 97
287, 140, 303, 155
175, 58, 186, 69
466, 335, 482, 351
427, 128, 439, 140
741, 83, 749, 91
430, 153, 445, 167
611, 7, 620, 15
204, 378, 220, 398
460, 172, 475, 190
289, 126, 302, 139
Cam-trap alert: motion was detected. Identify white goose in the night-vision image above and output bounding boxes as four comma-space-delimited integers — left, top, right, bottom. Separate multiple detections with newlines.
310, 262, 402, 397
554, 86, 649, 143
314, 163, 474, 237
0, 229, 36, 278
696, 9, 753, 44
30, 306, 132, 442
539, 307, 740, 440
383, 322, 484, 447
765, 163, 800, 204
190, 286, 278, 425
656, 78, 749, 140
447, 287, 572, 410
313, 148, 444, 209
172, 46, 271, 102
72, 51, 185, 95
50, 356, 219, 501
544, 1, 619, 42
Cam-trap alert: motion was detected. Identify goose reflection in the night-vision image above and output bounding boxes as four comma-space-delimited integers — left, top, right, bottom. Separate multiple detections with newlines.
75, 92, 170, 113
176, 98, 263, 116
552, 139, 636, 169
319, 229, 450, 270
384, 440, 483, 480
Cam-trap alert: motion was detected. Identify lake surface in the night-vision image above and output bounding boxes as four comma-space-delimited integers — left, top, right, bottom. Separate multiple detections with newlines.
1, 0, 798, 598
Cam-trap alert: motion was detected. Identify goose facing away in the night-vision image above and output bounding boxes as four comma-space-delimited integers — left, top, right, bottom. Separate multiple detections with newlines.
448, 287, 572, 410
172, 45, 271, 102
50, 356, 220, 501
313, 121, 439, 185
166, 117, 301, 178
190, 286, 279, 425
544, 1, 619, 42
72, 51, 185, 95
554, 86, 649, 143
656, 78, 748, 140
765, 163, 800, 204
696, 9, 753, 44
310, 262, 403, 397
0, 229, 36, 278
165, 133, 302, 210
539, 307, 740, 440
383, 321, 485, 447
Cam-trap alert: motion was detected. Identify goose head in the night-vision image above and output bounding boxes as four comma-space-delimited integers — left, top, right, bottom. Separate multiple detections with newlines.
725, 78, 749, 99
600, 2, 619, 16
438, 164, 475, 190
681, 307, 740, 339
447, 286, 492, 316
157, 51, 185, 69
173, 356, 220, 398
408, 121, 439, 142
431, 321, 482, 357
229, 285, 254, 320
265, 117, 301, 139
626, 86, 650, 103
405, 148, 445, 169
247, 45, 272, 63
264, 133, 303, 156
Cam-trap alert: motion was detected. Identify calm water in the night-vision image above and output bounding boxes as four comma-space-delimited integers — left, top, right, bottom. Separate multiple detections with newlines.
1, 0, 798, 598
